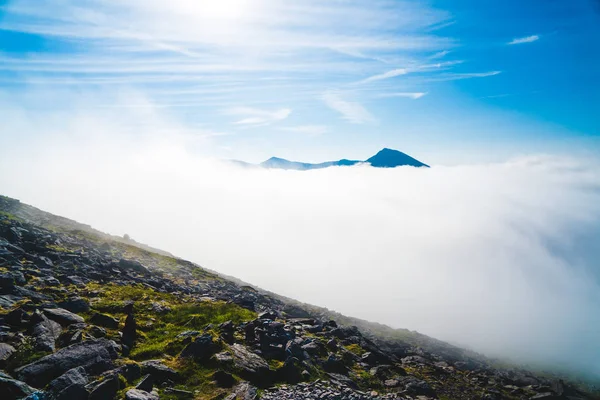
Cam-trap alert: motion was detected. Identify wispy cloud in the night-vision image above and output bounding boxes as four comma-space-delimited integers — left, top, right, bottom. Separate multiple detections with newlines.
360, 68, 409, 84
377, 92, 428, 99
429, 50, 450, 59
226, 107, 292, 126
428, 71, 502, 82
321, 91, 375, 124
280, 125, 328, 136
508, 35, 540, 45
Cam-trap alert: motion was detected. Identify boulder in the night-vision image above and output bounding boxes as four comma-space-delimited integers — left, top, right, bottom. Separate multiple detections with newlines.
57, 297, 90, 313
179, 334, 218, 361
0, 272, 15, 293
401, 376, 436, 397
230, 344, 271, 385
0, 294, 17, 309
15, 338, 119, 388
120, 363, 142, 383
0, 371, 35, 400
323, 354, 347, 374
301, 340, 326, 357
44, 308, 85, 326
6, 308, 28, 327
135, 374, 154, 392
212, 370, 235, 388
224, 382, 258, 400
257, 311, 277, 320
285, 338, 307, 360
0, 342, 16, 366
125, 389, 159, 400
30, 311, 62, 352
119, 259, 150, 276
88, 373, 120, 400
140, 360, 179, 383
45, 366, 89, 400
90, 313, 119, 329
121, 313, 137, 349
276, 357, 304, 384
89, 326, 107, 338
214, 351, 234, 365
219, 320, 235, 344
530, 394, 562, 400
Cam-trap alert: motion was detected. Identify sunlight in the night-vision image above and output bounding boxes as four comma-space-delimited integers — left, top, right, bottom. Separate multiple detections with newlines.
172, 0, 254, 21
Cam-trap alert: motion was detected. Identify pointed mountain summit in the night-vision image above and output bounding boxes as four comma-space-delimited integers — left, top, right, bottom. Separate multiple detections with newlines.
232, 148, 428, 170
366, 148, 429, 168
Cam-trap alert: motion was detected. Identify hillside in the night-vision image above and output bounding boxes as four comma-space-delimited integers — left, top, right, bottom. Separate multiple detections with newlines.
0, 195, 596, 400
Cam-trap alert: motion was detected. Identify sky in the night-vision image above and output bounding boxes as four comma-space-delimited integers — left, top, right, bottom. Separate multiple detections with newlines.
0, 0, 599, 164
1, 0, 600, 380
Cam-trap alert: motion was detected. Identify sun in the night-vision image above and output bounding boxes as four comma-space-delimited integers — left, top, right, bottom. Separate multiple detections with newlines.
174, 0, 253, 21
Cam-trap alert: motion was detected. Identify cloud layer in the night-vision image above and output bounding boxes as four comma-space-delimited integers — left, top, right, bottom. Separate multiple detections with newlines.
1, 94, 600, 379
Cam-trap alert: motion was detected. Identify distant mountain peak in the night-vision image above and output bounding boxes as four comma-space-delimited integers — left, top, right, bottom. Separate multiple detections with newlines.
233, 148, 429, 170
367, 148, 429, 168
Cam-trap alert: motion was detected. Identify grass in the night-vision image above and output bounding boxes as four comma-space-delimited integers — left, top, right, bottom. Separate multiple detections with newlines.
162, 359, 232, 400
82, 283, 256, 361
45, 244, 77, 253
344, 343, 365, 356
351, 366, 383, 391
4, 337, 52, 373
0, 210, 22, 223
269, 359, 284, 370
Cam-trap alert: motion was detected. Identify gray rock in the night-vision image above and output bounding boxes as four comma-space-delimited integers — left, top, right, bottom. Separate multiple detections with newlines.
45, 366, 88, 400
31, 312, 62, 352
230, 344, 271, 385
57, 297, 90, 313
88, 373, 119, 400
214, 351, 234, 365
119, 259, 150, 276
140, 360, 178, 383
135, 374, 154, 392
125, 389, 159, 400
89, 313, 119, 329
89, 326, 107, 338
179, 333, 217, 361
285, 338, 308, 360
0, 294, 17, 309
120, 363, 142, 383
121, 313, 136, 349
212, 370, 235, 388
6, 308, 28, 327
15, 338, 119, 388
0, 342, 16, 364
530, 394, 561, 400
0, 371, 36, 400
44, 308, 85, 326
225, 382, 258, 400
276, 357, 304, 384
323, 354, 347, 374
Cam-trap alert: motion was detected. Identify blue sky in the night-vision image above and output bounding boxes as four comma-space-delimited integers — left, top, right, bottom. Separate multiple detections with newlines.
0, 0, 599, 164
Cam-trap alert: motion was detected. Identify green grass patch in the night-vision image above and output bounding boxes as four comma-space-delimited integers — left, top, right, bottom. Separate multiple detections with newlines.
344, 343, 365, 356
5, 338, 52, 373
83, 283, 256, 361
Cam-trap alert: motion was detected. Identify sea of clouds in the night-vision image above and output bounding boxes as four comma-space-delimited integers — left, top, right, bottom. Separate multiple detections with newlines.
1, 91, 600, 378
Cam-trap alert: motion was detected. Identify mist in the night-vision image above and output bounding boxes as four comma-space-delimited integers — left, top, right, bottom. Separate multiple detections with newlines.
1, 92, 600, 379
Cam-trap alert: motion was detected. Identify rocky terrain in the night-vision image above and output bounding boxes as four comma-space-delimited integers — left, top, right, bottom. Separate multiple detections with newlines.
0, 195, 597, 400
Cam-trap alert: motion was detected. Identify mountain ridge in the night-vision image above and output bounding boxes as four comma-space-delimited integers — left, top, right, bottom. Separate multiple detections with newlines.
233, 148, 429, 170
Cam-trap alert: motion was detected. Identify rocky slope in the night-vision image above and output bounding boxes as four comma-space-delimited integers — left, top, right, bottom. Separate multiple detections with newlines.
0, 195, 596, 400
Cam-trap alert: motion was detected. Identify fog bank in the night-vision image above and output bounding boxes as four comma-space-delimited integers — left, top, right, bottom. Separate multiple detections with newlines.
1, 95, 600, 378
